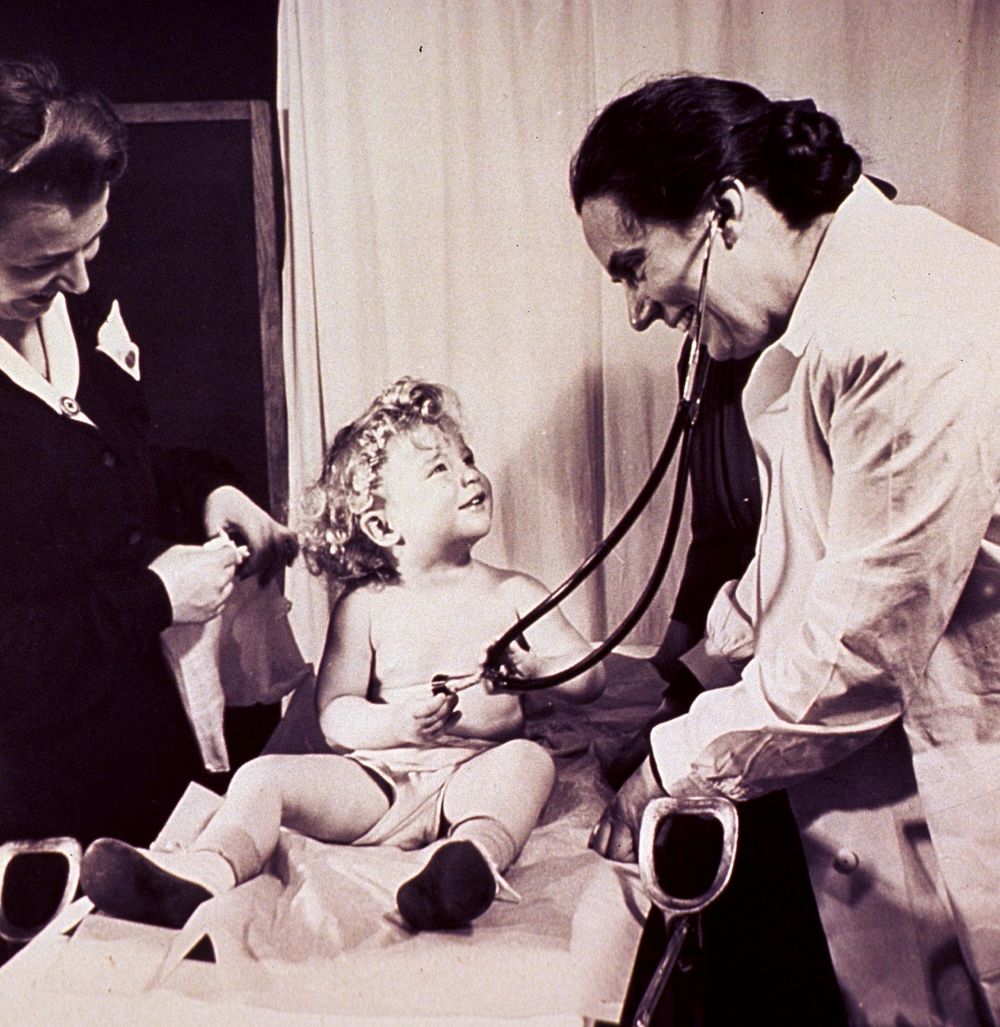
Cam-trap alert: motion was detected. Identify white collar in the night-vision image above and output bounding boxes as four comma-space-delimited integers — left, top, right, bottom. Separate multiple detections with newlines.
0, 294, 96, 426
777, 177, 892, 358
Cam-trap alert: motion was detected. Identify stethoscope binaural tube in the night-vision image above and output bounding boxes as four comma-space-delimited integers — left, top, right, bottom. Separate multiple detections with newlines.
484, 218, 718, 692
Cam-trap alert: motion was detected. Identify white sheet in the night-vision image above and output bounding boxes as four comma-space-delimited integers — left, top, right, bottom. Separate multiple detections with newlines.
1, 653, 665, 1025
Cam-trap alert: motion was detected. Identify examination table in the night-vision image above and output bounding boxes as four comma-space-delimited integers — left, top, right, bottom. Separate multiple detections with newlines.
0, 652, 704, 1026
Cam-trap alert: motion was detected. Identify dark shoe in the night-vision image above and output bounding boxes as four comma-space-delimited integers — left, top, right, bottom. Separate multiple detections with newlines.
81, 838, 211, 929
396, 840, 496, 931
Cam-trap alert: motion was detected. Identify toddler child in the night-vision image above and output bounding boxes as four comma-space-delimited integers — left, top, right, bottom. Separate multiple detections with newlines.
81, 377, 604, 932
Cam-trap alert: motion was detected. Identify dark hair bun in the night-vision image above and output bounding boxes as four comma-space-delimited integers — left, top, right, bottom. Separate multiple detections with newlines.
764, 99, 861, 226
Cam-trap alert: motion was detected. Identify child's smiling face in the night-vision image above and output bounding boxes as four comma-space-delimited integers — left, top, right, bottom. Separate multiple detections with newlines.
375, 424, 493, 554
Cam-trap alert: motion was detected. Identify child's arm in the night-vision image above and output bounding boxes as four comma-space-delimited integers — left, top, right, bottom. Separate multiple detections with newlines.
499, 574, 606, 702
316, 588, 459, 749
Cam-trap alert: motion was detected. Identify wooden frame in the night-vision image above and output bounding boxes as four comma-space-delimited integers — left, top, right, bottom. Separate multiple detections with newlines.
115, 100, 288, 519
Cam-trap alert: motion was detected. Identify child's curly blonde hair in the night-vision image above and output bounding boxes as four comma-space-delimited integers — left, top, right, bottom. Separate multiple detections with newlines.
299, 377, 464, 584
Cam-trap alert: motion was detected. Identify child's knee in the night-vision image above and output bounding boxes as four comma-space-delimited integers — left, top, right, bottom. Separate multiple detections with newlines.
503, 738, 555, 789
229, 754, 285, 796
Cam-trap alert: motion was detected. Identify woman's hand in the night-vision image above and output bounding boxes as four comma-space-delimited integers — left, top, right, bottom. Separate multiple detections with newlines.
203, 485, 298, 585
149, 537, 244, 624
478, 634, 539, 689
589, 757, 665, 863
496, 635, 542, 680
481, 634, 605, 702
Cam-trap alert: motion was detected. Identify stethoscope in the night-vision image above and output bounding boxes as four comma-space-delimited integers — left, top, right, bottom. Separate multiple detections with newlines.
476, 214, 720, 692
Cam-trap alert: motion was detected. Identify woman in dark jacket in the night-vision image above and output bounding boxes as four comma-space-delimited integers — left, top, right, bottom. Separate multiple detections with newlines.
0, 57, 294, 855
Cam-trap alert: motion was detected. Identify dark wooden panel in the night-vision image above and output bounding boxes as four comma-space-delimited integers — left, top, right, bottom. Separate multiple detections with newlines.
92, 101, 287, 518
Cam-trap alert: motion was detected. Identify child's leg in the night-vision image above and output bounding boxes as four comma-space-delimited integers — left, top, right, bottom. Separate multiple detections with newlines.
396, 739, 555, 931
194, 754, 391, 878
82, 755, 389, 928
442, 738, 556, 871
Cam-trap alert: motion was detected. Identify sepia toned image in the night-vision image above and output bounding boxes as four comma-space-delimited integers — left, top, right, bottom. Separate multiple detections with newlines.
1, 3, 998, 1025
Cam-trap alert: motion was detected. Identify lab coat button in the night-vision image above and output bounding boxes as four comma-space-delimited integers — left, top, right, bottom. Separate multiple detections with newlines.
833, 848, 859, 874
59, 395, 80, 417
124, 350, 137, 369
102, 451, 117, 469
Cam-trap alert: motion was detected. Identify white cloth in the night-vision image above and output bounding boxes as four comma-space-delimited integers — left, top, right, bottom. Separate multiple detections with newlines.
161, 575, 313, 772
651, 179, 1000, 1023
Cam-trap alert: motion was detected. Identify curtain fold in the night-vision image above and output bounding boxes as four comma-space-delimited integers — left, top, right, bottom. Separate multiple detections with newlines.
279, 0, 1000, 663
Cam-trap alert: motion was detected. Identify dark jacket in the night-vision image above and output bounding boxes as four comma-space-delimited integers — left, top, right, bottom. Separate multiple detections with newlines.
0, 294, 231, 845
670, 353, 761, 635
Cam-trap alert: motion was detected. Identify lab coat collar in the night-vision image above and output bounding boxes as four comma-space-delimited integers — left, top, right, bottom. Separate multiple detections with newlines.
776, 177, 892, 358
0, 293, 96, 426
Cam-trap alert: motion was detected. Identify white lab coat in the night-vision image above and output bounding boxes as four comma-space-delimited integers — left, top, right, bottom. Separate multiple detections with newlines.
651, 179, 1000, 1026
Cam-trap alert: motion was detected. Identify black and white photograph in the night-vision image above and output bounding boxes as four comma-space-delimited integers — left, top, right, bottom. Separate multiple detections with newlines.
0, 2, 998, 1024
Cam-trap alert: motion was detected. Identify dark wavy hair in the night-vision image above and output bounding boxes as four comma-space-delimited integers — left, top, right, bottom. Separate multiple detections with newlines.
570, 75, 861, 229
299, 377, 465, 586
0, 57, 127, 215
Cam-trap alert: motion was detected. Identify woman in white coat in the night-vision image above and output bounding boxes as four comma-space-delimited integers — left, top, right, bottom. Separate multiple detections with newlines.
576, 75, 1000, 1026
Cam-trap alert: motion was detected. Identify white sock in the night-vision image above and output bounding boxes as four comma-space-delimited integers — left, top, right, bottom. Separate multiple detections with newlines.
449, 817, 522, 903
145, 847, 236, 895
450, 816, 517, 873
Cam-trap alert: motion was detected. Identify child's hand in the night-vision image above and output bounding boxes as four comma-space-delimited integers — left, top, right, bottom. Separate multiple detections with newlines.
397, 691, 459, 743
480, 634, 539, 691
203, 485, 298, 586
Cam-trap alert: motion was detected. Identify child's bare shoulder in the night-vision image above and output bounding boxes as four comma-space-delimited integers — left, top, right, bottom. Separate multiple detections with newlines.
475, 561, 548, 606
333, 580, 393, 624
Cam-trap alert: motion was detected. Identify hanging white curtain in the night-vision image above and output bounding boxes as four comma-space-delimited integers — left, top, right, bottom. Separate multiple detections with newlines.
279, 0, 1000, 663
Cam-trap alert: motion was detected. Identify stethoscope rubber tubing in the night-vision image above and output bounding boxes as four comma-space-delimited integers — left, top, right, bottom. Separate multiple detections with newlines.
486, 399, 698, 691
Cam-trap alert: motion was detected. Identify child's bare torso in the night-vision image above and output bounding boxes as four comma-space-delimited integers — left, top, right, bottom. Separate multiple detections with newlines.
366, 560, 525, 740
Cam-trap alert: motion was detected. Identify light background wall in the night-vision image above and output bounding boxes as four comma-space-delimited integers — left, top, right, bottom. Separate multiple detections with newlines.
278, 0, 1000, 662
